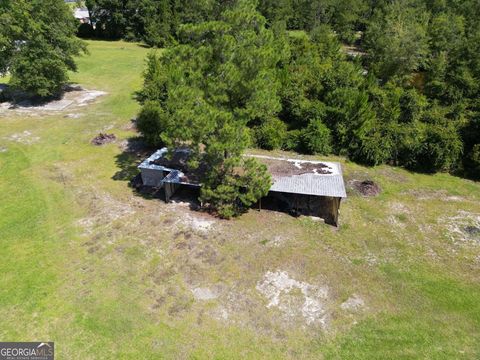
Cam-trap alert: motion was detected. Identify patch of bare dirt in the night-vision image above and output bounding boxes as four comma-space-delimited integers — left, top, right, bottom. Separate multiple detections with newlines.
191, 287, 219, 301
0, 85, 107, 115
443, 211, 480, 245
76, 190, 135, 235
122, 118, 137, 131
4, 130, 40, 145
91, 133, 116, 146
256, 271, 330, 328
350, 180, 381, 196
402, 189, 466, 202
168, 201, 217, 233
64, 113, 83, 119
340, 294, 365, 312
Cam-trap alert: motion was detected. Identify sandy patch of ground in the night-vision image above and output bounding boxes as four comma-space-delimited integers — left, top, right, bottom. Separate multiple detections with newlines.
64, 113, 84, 119
364, 252, 379, 267
183, 215, 215, 232
341, 294, 365, 312
387, 202, 411, 228
210, 306, 230, 321
269, 235, 287, 247
387, 215, 406, 228
443, 211, 480, 246
169, 201, 217, 233
191, 287, 219, 301
389, 202, 410, 213
4, 131, 40, 145
0, 86, 107, 116
256, 271, 330, 327
76, 190, 136, 235
75, 90, 107, 107
403, 189, 465, 202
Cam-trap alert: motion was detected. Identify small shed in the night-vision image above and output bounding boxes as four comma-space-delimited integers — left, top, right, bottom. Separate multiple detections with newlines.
249, 155, 346, 226
138, 149, 347, 226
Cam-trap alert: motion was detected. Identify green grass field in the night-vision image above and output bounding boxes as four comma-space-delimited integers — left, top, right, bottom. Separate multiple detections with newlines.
1, 40, 480, 359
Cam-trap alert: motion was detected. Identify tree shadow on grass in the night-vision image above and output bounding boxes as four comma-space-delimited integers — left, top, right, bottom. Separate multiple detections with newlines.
112, 136, 155, 193
112, 136, 203, 210
0, 83, 83, 106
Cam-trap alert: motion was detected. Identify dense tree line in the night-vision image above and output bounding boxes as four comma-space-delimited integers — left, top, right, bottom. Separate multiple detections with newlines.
133, 0, 479, 181
83, 0, 478, 214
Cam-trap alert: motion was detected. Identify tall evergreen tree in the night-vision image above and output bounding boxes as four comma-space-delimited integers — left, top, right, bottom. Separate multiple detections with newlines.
137, 0, 278, 217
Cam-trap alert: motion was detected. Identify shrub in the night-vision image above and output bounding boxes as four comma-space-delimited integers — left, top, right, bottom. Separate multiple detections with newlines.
254, 117, 287, 150
200, 158, 272, 219
466, 144, 480, 179
284, 129, 302, 151
77, 23, 94, 38
414, 122, 463, 172
136, 102, 168, 146
301, 119, 332, 155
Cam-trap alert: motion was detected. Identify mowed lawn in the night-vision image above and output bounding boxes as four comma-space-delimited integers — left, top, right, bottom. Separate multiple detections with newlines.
1, 40, 480, 359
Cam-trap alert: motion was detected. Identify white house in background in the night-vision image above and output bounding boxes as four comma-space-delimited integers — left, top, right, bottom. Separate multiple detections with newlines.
74, 8, 90, 23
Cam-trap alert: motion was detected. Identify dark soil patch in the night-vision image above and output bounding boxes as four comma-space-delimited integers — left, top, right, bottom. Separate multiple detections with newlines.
91, 133, 116, 146
152, 296, 165, 310
87, 245, 101, 254
261, 159, 332, 177
464, 226, 480, 237
352, 180, 381, 196
162, 217, 175, 225
195, 245, 222, 265
130, 173, 143, 189
174, 230, 193, 240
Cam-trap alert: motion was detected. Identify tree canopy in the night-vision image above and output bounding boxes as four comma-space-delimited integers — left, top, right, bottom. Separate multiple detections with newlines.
131, 0, 480, 181
0, 0, 86, 98
137, 0, 276, 217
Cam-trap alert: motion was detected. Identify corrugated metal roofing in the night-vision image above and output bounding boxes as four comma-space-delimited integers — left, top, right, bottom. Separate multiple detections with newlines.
247, 154, 347, 198
270, 172, 346, 197
139, 149, 347, 198
138, 148, 170, 171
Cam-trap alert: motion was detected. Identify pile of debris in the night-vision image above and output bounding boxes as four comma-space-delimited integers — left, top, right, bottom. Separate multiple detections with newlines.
262, 158, 333, 177
91, 133, 116, 146
351, 180, 381, 196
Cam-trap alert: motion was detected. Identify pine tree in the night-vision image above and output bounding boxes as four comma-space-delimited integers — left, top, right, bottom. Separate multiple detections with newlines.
138, 0, 278, 217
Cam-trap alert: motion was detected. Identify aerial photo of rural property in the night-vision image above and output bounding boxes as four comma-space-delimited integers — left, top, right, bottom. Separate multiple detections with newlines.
1, 0, 480, 359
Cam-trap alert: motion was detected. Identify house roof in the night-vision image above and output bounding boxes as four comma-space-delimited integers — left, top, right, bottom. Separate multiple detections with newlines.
74, 8, 89, 19
139, 148, 347, 198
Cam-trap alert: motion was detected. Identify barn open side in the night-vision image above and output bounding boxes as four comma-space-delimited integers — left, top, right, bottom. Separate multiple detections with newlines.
250, 155, 347, 226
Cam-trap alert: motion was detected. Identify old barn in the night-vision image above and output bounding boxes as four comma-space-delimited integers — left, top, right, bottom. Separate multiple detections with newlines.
138, 148, 347, 226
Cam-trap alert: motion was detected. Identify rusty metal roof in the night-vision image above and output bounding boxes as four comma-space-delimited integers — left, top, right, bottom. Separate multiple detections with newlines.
248, 155, 347, 198
139, 149, 347, 198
